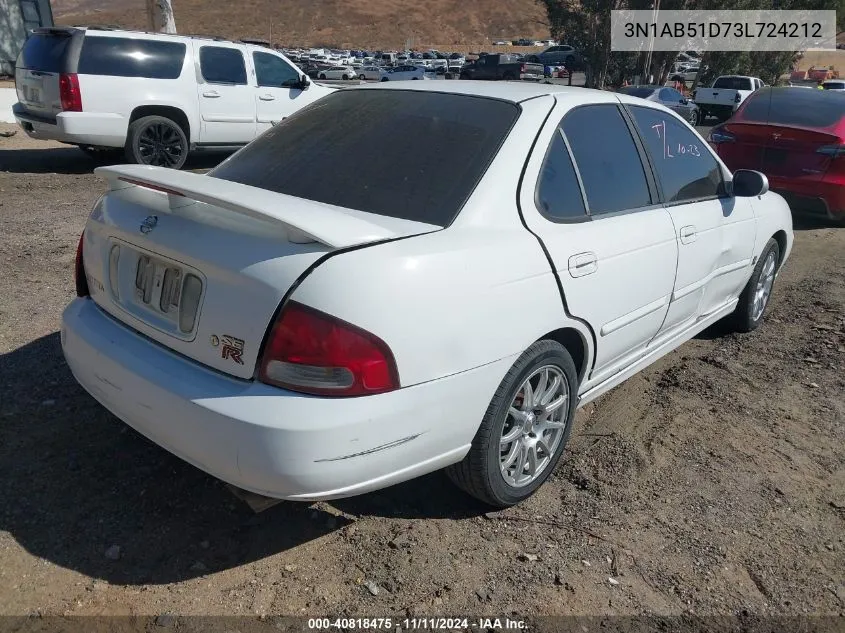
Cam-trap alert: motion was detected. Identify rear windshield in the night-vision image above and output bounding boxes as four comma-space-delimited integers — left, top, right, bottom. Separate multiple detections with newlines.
740, 87, 845, 128
78, 36, 186, 79
209, 90, 520, 226
619, 87, 656, 98
713, 76, 753, 90
16, 32, 76, 72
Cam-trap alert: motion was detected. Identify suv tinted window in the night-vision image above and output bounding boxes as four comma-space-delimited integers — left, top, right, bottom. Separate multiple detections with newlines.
740, 87, 845, 127
562, 104, 651, 214
535, 130, 587, 221
713, 76, 753, 90
199, 46, 247, 84
253, 52, 300, 87
209, 91, 519, 226
16, 31, 76, 73
78, 37, 185, 79
630, 106, 723, 203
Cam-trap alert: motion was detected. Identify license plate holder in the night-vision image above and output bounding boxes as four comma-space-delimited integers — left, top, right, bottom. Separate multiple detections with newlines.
27, 87, 41, 104
134, 254, 186, 317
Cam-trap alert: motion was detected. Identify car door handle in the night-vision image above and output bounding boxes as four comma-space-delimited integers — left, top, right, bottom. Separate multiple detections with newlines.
679, 225, 697, 244
259, 94, 276, 101
202, 90, 221, 98
568, 252, 598, 278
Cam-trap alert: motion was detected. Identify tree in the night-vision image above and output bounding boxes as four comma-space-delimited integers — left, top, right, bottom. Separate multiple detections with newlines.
146, 0, 177, 34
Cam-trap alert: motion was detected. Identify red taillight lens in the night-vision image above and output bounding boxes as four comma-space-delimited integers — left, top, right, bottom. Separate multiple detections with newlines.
59, 73, 82, 112
75, 232, 89, 297
259, 301, 399, 397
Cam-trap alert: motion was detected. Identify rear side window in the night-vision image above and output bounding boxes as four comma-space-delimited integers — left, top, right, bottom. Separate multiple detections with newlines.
16, 32, 76, 72
78, 37, 185, 79
740, 87, 845, 127
713, 76, 753, 90
209, 90, 519, 226
620, 87, 657, 98
535, 131, 587, 221
199, 46, 247, 84
562, 105, 652, 215
629, 106, 723, 203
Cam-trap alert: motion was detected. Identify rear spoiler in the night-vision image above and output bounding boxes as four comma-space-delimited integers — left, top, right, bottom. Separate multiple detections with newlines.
94, 165, 396, 249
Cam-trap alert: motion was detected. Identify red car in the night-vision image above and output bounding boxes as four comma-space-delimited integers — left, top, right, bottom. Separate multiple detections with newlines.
708, 86, 845, 224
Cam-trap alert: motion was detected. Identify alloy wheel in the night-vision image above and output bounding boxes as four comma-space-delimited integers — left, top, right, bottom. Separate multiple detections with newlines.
137, 122, 184, 168
752, 251, 776, 321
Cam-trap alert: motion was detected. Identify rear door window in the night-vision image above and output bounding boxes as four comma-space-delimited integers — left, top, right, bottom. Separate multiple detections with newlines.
629, 106, 724, 203
78, 36, 186, 79
562, 104, 652, 215
209, 90, 519, 227
199, 46, 247, 84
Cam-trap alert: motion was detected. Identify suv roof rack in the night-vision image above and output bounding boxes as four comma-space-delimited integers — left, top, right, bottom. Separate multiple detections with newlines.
72, 24, 123, 31
239, 38, 271, 47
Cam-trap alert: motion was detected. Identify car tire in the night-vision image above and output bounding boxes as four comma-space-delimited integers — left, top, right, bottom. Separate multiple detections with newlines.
689, 109, 699, 126
460, 73, 470, 80
729, 238, 780, 333
125, 115, 188, 170
319, 73, 326, 80
446, 340, 578, 508
412, 77, 419, 80
381, 77, 389, 82
342, 74, 349, 80
503, 72, 515, 80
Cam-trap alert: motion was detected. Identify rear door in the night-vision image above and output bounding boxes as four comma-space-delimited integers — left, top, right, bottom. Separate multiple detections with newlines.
193, 42, 256, 144
519, 102, 678, 385
14, 28, 83, 121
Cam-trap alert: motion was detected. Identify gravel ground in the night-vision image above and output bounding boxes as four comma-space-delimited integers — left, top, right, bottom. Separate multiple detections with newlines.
0, 123, 843, 624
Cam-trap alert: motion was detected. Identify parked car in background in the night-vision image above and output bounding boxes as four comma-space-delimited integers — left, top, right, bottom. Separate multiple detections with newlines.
692, 75, 764, 122
358, 65, 384, 81
381, 65, 427, 81
669, 62, 699, 83
822, 79, 845, 90
618, 85, 701, 126
536, 44, 576, 66
13, 26, 333, 169
62, 82, 792, 509
317, 66, 356, 80
709, 86, 845, 224
459, 54, 543, 81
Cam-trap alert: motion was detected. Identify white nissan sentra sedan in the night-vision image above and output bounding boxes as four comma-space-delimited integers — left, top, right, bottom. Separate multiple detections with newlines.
61, 82, 793, 508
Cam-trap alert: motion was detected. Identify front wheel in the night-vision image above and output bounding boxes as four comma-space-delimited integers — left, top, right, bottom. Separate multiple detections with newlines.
342, 74, 349, 80
381, 77, 389, 82
318, 73, 327, 80
446, 340, 578, 507
729, 238, 780, 333
124, 115, 188, 169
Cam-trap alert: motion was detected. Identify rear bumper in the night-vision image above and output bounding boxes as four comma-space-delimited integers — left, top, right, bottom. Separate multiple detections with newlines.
519, 73, 543, 81
61, 298, 509, 501
769, 176, 845, 221
13, 104, 127, 147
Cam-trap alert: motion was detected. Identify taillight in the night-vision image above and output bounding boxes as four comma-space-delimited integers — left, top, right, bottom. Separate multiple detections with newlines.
816, 144, 845, 157
75, 232, 89, 297
734, 91, 742, 103
259, 301, 399, 397
708, 128, 736, 144
59, 73, 82, 112
520, 64, 526, 73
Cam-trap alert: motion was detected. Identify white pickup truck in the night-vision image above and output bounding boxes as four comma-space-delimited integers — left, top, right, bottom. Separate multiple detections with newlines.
692, 75, 764, 122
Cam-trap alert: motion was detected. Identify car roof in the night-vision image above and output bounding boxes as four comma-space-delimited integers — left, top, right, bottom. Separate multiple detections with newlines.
356, 80, 620, 104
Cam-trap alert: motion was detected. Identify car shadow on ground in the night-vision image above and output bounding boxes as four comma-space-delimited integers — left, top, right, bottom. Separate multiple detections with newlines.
0, 147, 234, 175
0, 331, 483, 585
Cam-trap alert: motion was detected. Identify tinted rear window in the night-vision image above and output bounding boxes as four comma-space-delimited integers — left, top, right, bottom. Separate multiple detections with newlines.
824, 82, 845, 89
713, 77, 753, 90
619, 87, 657, 98
78, 36, 185, 79
209, 90, 519, 226
16, 32, 76, 72
740, 87, 845, 128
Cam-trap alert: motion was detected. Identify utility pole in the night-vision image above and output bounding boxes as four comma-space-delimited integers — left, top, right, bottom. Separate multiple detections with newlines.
642, 0, 660, 83
146, 0, 177, 34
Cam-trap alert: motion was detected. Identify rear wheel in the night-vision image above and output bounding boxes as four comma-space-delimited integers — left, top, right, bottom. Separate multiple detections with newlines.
460, 73, 470, 80
319, 73, 327, 80
125, 115, 188, 170
342, 74, 349, 80
446, 340, 578, 507
381, 77, 389, 82
729, 238, 780, 333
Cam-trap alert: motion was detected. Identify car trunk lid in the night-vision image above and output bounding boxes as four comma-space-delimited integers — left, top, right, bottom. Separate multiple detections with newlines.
81, 165, 440, 380
762, 125, 841, 181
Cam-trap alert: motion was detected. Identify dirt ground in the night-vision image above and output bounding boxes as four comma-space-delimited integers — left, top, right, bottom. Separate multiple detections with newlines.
0, 123, 843, 626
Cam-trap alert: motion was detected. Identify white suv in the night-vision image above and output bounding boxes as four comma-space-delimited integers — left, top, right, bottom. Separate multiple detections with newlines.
13, 27, 335, 169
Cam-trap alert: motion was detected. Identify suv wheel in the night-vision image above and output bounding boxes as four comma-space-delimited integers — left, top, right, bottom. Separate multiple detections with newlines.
446, 340, 578, 507
125, 115, 188, 169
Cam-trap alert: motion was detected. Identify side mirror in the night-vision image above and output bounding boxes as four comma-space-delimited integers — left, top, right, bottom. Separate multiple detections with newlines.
731, 169, 769, 197
299, 74, 310, 89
